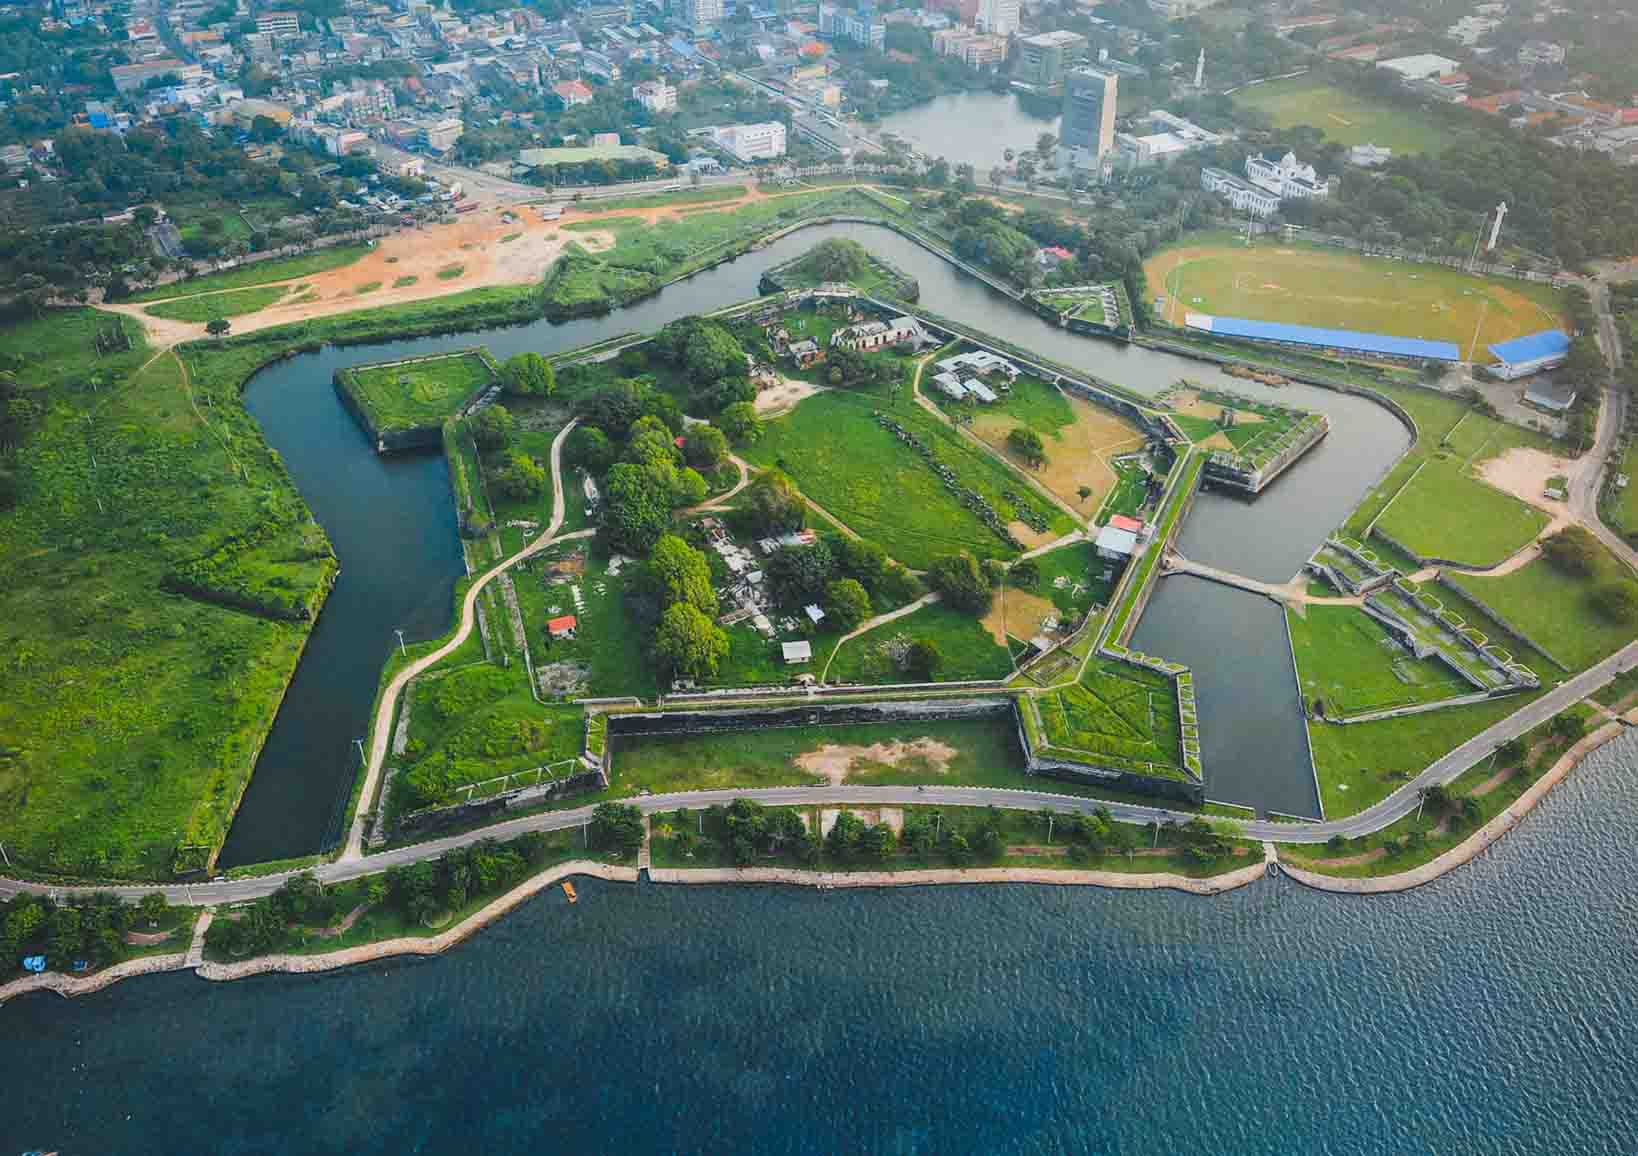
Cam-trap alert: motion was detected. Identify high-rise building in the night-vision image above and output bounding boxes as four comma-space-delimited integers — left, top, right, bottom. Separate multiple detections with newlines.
1059, 66, 1117, 171
975, 0, 1019, 37
1015, 30, 1086, 87
674, 0, 723, 29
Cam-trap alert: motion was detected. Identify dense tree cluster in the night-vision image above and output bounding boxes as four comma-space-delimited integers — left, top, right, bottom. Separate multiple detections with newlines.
925, 551, 994, 615
1, 890, 156, 972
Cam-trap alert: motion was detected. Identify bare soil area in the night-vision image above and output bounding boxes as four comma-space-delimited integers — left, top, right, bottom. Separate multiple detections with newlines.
981, 586, 1059, 648
972, 393, 1144, 516
796, 738, 960, 786
111, 207, 616, 343
755, 376, 826, 416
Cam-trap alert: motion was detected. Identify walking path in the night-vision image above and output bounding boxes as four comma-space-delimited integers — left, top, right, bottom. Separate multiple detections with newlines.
1163, 552, 1363, 606
818, 592, 941, 682
342, 419, 578, 861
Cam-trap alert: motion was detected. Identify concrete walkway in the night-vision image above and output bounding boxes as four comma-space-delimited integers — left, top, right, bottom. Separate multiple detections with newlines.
1162, 552, 1363, 606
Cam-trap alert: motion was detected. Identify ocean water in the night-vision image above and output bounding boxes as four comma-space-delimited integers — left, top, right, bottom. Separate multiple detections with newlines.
5, 737, 1637, 1154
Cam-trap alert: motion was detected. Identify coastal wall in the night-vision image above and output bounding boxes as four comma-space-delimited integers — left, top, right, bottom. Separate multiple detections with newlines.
333, 348, 500, 455
1201, 414, 1331, 495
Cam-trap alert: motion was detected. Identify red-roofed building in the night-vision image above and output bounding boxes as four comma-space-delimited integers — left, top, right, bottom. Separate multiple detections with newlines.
547, 614, 578, 639
1328, 43, 1382, 62
554, 80, 593, 107
1469, 90, 1524, 115
1107, 515, 1145, 534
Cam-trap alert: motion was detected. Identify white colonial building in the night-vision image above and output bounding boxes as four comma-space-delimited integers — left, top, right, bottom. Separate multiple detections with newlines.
1245, 151, 1329, 202
1201, 167, 1281, 218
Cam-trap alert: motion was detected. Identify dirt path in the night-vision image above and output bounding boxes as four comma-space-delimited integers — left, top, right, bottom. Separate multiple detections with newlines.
104, 207, 614, 342
819, 592, 941, 682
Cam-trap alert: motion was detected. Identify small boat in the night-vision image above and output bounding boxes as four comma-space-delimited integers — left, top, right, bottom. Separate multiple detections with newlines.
561, 881, 577, 904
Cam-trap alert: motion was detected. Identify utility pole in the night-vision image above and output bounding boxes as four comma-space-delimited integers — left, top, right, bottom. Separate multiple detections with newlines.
1047, 814, 1054, 845
354, 738, 366, 767
395, 629, 407, 658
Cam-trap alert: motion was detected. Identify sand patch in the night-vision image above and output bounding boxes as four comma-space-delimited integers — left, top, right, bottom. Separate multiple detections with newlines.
817, 807, 905, 835
1169, 389, 1268, 425
982, 585, 1058, 647
796, 738, 960, 786
755, 375, 826, 416
1474, 446, 1574, 559
1199, 431, 1235, 452
1008, 519, 1055, 551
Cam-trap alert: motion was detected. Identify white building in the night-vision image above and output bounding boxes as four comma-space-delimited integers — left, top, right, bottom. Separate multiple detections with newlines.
1115, 109, 1223, 168
1245, 151, 1329, 201
713, 121, 786, 161
256, 10, 301, 38
818, 3, 886, 50
1201, 167, 1280, 218
1446, 16, 1499, 46
1518, 41, 1567, 69
976, 0, 1020, 38
1376, 54, 1463, 83
1348, 143, 1393, 167
632, 80, 677, 112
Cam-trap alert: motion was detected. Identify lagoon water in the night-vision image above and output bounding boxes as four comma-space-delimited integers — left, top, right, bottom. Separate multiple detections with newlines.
6, 736, 1638, 1153
878, 91, 1060, 173
225, 218, 1407, 858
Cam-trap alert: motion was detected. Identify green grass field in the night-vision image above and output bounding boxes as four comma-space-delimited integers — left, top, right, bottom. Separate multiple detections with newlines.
1373, 455, 1549, 566
1145, 235, 1565, 359
1307, 689, 1543, 819
340, 350, 495, 436
744, 379, 1075, 568
144, 285, 288, 322
1445, 548, 1637, 671
1231, 77, 1450, 155
576, 184, 746, 213
1026, 657, 1186, 775
827, 601, 1015, 685
1287, 604, 1471, 717
0, 310, 336, 878
125, 244, 372, 302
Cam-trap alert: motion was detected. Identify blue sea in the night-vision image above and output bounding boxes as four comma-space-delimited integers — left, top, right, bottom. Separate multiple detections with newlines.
5, 737, 1638, 1154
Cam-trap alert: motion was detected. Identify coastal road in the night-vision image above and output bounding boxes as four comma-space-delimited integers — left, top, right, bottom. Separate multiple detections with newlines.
4, 635, 1634, 908
1572, 271, 1636, 573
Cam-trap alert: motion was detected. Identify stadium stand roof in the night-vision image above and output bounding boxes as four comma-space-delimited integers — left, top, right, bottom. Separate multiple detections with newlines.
1185, 314, 1462, 361
1487, 329, 1570, 366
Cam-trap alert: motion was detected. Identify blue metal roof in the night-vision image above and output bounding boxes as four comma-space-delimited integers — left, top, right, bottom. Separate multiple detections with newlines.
1201, 316, 1462, 361
1487, 329, 1570, 366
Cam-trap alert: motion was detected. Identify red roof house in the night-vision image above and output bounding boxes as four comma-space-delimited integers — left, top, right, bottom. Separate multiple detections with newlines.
547, 614, 578, 639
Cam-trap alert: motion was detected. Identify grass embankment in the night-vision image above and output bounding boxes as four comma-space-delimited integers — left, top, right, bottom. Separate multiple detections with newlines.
1143, 232, 1564, 355
143, 285, 289, 322
0, 309, 338, 879
1024, 656, 1189, 780
124, 243, 372, 302
1287, 604, 1475, 718
1230, 77, 1451, 155
1373, 459, 1548, 566
743, 365, 1077, 568
1284, 711, 1589, 877
547, 186, 908, 317
1444, 546, 1637, 672
651, 802, 1254, 878
337, 349, 495, 438
574, 184, 746, 213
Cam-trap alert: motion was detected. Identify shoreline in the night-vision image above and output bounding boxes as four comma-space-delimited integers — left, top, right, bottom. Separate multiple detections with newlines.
0, 711, 1623, 1007
1278, 713, 1626, 894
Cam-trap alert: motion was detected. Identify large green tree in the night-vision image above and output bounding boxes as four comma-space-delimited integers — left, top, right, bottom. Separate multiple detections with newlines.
654, 602, 730, 681
640, 534, 718, 617
747, 468, 805, 534
500, 351, 555, 397
604, 462, 675, 554
926, 551, 993, 615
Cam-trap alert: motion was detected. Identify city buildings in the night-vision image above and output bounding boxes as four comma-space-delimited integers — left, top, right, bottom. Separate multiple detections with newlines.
818, 3, 886, 51
1014, 30, 1086, 88
633, 80, 677, 112
1114, 109, 1223, 168
1058, 66, 1118, 173
256, 11, 301, 39
713, 121, 787, 161
932, 27, 1008, 67
1376, 54, 1463, 82
673, 0, 723, 30
1200, 167, 1281, 218
975, 0, 1020, 38
1245, 151, 1329, 202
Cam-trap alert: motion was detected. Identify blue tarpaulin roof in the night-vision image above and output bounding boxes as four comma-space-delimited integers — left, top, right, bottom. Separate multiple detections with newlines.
1194, 315, 1462, 361
1488, 329, 1570, 366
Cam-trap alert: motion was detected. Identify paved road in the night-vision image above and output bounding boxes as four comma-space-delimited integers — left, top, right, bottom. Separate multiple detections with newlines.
1574, 272, 1636, 573
5, 634, 1633, 908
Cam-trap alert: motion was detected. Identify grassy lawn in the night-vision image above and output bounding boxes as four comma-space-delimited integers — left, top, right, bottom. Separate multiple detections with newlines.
1026, 656, 1186, 774
744, 374, 1075, 568
1231, 77, 1451, 154
1373, 454, 1549, 566
1604, 445, 1638, 539
1021, 539, 1115, 621
1286, 604, 1472, 717
125, 243, 372, 302
0, 309, 336, 879
513, 543, 662, 700
609, 717, 1031, 794
338, 350, 495, 436
1444, 549, 1637, 671
144, 285, 288, 322
1307, 689, 1543, 819
827, 601, 1015, 685
1143, 234, 1565, 356
575, 184, 746, 212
